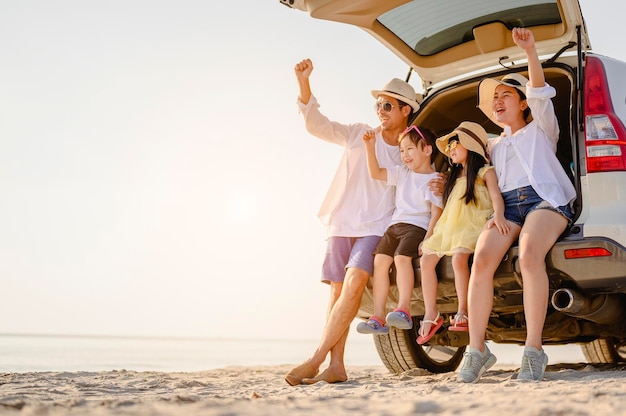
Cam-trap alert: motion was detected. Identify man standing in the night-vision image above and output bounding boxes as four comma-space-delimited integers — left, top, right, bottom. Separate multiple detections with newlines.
285, 59, 419, 385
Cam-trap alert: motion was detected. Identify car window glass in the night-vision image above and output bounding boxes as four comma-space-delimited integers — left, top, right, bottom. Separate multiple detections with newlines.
378, 0, 562, 56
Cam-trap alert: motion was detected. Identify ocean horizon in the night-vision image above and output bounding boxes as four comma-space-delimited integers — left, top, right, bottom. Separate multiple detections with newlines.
0, 332, 586, 373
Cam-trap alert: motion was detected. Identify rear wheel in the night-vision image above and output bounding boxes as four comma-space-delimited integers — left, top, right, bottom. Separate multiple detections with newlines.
372, 326, 465, 374
580, 338, 626, 363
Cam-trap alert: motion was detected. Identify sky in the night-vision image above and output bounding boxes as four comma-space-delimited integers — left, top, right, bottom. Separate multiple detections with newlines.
1, 0, 624, 341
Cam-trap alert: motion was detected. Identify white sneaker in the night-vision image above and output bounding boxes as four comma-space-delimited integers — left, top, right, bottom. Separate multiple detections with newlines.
517, 346, 548, 381
457, 344, 497, 383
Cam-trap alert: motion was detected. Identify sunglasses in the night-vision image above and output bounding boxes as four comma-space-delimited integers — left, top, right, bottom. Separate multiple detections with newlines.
374, 101, 396, 113
445, 138, 460, 153
402, 125, 425, 140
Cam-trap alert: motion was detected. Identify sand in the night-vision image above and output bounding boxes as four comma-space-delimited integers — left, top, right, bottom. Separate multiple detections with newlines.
1, 363, 625, 415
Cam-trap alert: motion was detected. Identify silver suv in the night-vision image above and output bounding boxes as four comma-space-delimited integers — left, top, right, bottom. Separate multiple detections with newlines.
281, 0, 626, 374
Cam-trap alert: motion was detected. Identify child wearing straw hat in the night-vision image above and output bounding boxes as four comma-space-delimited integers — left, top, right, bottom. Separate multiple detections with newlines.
417, 122, 507, 345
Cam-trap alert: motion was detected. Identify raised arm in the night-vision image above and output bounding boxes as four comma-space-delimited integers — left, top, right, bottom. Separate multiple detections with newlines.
362, 130, 387, 181
294, 59, 313, 105
512, 27, 544, 88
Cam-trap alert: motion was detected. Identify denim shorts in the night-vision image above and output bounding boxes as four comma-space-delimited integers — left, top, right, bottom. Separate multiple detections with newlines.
321, 236, 381, 283
502, 185, 574, 226
374, 222, 427, 258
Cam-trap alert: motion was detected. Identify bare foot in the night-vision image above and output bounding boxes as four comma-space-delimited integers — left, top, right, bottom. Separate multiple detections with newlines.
302, 368, 347, 384
285, 361, 318, 386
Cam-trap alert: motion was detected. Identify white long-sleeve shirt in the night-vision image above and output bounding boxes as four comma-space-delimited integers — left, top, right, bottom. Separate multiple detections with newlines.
488, 84, 576, 207
298, 95, 401, 237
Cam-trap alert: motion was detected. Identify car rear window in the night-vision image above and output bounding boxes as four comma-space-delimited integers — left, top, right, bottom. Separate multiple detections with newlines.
378, 0, 562, 56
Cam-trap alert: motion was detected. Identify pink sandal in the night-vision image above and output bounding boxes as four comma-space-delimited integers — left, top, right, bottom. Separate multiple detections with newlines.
449, 312, 469, 332
416, 312, 444, 344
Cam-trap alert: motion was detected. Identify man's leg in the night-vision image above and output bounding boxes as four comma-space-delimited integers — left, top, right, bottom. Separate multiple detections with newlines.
303, 266, 370, 383
327, 281, 343, 317
325, 280, 346, 373
284, 281, 344, 386
286, 236, 377, 385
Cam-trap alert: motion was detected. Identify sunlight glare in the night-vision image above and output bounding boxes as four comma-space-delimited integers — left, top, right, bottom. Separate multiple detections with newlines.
228, 189, 259, 223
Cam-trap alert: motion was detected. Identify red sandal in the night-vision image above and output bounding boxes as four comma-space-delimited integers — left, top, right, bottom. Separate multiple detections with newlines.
416, 312, 444, 344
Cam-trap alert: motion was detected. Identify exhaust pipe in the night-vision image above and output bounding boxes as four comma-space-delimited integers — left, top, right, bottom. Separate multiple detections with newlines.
551, 288, 624, 324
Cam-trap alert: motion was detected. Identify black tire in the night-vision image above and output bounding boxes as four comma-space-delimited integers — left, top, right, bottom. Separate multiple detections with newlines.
580, 338, 626, 363
372, 326, 465, 374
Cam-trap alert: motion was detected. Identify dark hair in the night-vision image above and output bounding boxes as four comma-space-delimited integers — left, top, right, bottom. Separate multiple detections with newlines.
442, 137, 486, 206
518, 91, 531, 121
398, 126, 439, 164
397, 100, 415, 118
420, 127, 439, 164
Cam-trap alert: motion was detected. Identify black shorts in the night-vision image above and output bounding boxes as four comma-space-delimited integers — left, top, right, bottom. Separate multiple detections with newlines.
374, 222, 427, 258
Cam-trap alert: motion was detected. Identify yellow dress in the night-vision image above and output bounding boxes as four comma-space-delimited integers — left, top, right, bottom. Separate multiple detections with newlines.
422, 166, 494, 256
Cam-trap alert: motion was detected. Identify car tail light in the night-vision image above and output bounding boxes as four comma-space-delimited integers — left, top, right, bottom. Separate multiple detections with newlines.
583, 56, 626, 172
564, 247, 612, 259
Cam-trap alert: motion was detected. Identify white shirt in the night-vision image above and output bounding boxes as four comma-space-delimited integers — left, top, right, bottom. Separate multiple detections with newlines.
386, 166, 442, 229
298, 95, 402, 237
488, 84, 576, 207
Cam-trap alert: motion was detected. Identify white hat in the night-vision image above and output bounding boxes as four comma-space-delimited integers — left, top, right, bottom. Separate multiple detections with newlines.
371, 78, 420, 112
477, 73, 529, 127
436, 121, 489, 163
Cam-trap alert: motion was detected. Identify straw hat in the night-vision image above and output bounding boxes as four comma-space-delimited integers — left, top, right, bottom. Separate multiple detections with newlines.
477, 73, 529, 127
371, 78, 420, 112
436, 121, 489, 162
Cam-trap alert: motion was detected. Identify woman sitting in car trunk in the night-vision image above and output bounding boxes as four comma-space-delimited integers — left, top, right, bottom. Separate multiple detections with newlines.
457, 27, 576, 383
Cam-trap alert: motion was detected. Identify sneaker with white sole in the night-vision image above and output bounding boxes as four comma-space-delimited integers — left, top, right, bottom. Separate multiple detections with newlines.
356, 316, 389, 335
456, 344, 497, 383
517, 346, 548, 381
385, 309, 413, 330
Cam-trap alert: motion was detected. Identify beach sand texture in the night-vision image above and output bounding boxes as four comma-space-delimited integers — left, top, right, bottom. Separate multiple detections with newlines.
1, 363, 625, 415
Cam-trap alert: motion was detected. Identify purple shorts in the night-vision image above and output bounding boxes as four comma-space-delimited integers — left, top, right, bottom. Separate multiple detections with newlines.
321, 236, 381, 284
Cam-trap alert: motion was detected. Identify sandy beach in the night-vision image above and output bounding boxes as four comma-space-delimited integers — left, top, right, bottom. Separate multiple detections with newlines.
1, 363, 625, 415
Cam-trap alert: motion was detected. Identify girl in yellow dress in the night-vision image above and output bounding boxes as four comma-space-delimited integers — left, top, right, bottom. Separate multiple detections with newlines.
416, 122, 508, 344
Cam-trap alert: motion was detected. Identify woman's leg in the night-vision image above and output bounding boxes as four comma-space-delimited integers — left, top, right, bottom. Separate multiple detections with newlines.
468, 224, 520, 351
457, 224, 519, 383
517, 209, 568, 349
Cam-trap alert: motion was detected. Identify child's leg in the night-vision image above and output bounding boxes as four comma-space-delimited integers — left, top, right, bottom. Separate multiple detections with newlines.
372, 253, 394, 320
451, 252, 471, 316
393, 254, 414, 312
416, 253, 443, 343
418, 253, 440, 322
